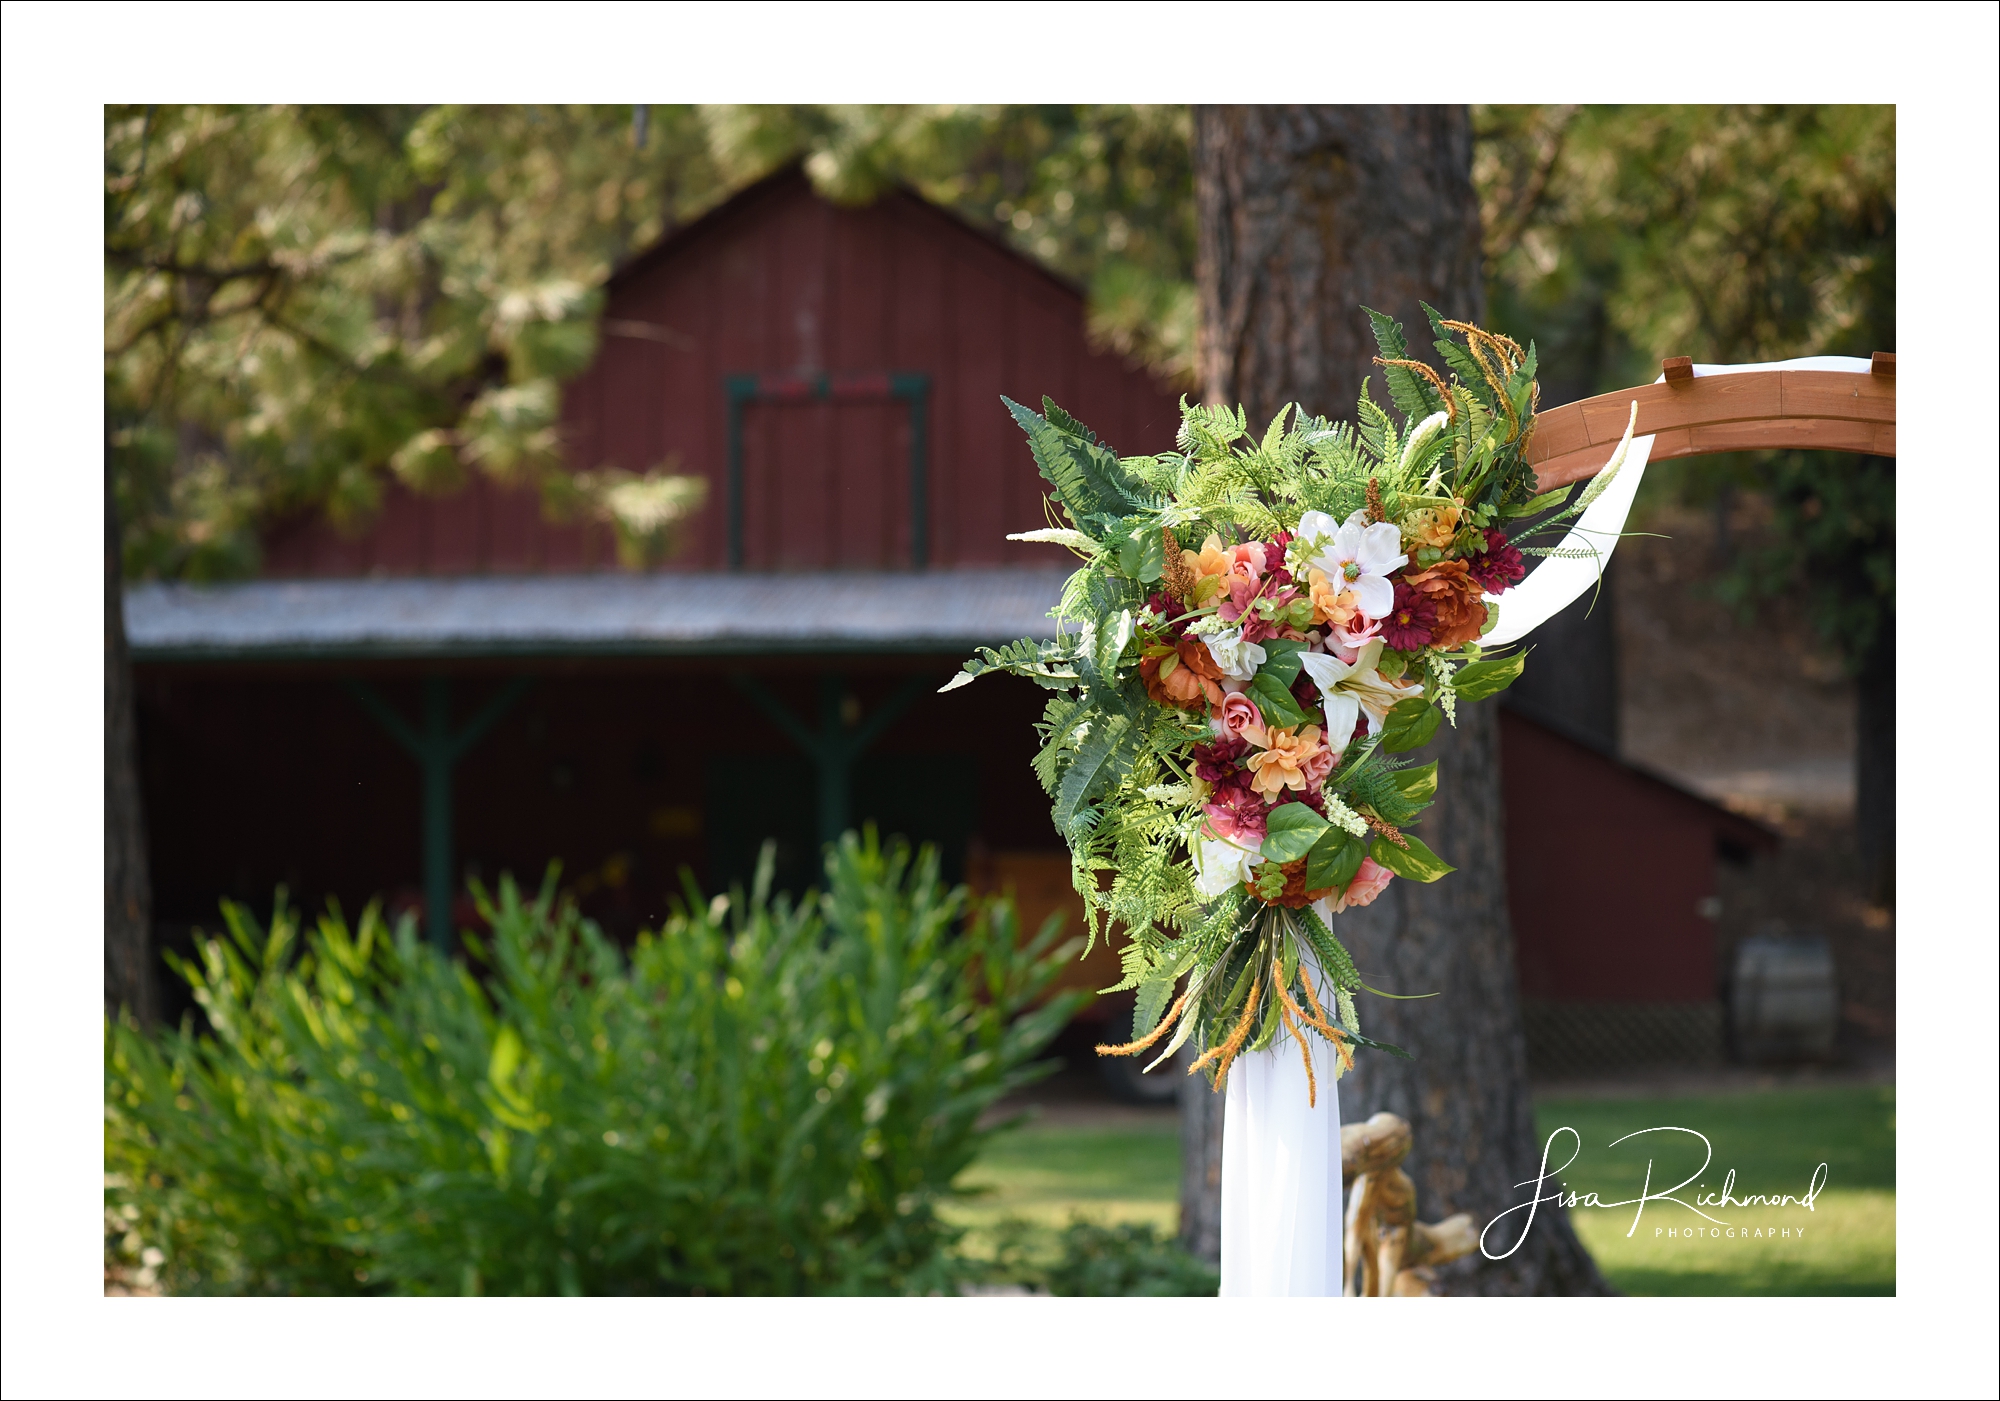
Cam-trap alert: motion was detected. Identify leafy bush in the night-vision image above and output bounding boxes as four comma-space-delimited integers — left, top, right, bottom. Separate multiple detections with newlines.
976, 1216, 1218, 1296
105, 834, 1078, 1295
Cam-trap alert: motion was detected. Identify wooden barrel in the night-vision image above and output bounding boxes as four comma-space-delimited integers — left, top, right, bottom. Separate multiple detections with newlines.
1730, 933, 1838, 1062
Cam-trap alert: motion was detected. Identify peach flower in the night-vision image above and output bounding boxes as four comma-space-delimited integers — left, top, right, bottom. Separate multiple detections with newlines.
1245, 724, 1329, 798
1141, 638, 1226, 710
1307, 568, 1362, 629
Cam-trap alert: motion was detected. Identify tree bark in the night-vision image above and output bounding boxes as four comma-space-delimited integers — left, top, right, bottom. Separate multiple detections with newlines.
1185, 103, 1609, 1295
106, 444, 156, 1021
1195, 105, 1487, 427
1854, 609, 1894, 905
1177, 1063, 1224, 1266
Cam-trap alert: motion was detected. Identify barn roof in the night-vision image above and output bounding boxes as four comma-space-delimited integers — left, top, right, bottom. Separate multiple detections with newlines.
123, 568, 1074, 661
607, 162, 1088, 302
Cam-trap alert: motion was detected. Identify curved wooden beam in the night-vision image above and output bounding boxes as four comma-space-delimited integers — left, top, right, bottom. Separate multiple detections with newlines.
1527, 355, 1895, 491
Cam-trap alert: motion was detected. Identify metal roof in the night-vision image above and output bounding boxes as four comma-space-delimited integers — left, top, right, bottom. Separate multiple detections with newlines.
124, 568, 1075, 661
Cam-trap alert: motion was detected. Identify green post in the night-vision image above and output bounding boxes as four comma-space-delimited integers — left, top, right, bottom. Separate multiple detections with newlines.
422, 677, 455, 951
343, 675, 532, 952
816, 674, 849, 851
729, 671, 931, 852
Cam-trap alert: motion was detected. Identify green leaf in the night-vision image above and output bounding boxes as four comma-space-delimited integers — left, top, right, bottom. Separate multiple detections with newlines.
1371, 834, 1454, 883
1248, 671, 1308, 729
1133, 527, 1166, 583
1343, 1030, 1413, 1059
1503, 485, 1571, 518
1362, 306, 1441, 420
1304, 828, 1364, 892
1256, 638, 1305, 687
1133, 967, 1178, 1040
1003, 396, 1149, 521
1260, 802, 1329, 864
1053, 713, 1134, 832
1454, 652, 1527, 703
1379, 697, 1441, 753
1387, 760, 1438, 806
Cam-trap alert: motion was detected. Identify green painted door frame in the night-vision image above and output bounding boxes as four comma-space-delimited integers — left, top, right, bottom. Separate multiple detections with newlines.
724, 372, 932, 571
729, 671, 928, 849
343, 675, 531, 949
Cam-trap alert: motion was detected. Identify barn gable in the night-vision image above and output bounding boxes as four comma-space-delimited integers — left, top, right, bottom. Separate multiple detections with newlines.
262, 167, 1184, 579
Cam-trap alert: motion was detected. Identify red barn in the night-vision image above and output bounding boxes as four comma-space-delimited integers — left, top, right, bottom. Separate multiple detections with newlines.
126, 167, 1772, 1065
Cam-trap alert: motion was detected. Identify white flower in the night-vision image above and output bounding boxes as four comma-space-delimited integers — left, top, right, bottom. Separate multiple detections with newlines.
1323, 793, 1370, 838
1199, 625, 1267, 681
1193, 834, 1261, 897
1298, 639, 1425, 750
1296, 511, 1407, 621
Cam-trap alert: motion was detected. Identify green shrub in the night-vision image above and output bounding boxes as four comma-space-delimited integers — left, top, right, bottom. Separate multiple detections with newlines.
105, 833, 1079, 1295
976, 1217, 1219, 1296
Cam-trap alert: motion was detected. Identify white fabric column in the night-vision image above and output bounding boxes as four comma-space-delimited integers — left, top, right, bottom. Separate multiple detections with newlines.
1218, 1029, 1344, 1297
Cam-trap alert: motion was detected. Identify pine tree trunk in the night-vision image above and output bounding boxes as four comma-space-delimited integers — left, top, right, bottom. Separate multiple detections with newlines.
1854, 610, 1894, 906
105, 446, 155, 1021
1185, 103, 1609, 1295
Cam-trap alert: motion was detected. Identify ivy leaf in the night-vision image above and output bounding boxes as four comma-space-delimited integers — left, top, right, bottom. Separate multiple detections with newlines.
1454, 653, 1527, 703
1372, 834, 1454, 883
1249, 671, 1308, 729
1387, 760, 1438, 806
1379, 697, 1442, 752
1256, 638, 1306, 687
1304, 827, 1364, 892
1116, 525, 1166, 583
1261, 803, 1329, 864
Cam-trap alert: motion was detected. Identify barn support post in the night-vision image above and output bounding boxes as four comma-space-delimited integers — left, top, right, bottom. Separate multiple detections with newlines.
343, 675, 532, 950
730, 671, 928, 849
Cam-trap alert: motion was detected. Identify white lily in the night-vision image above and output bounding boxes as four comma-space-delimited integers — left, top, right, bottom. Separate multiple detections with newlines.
1298, 638, 1425, 749
1294, 511, 1407, 621
1193, 834, 1262, 897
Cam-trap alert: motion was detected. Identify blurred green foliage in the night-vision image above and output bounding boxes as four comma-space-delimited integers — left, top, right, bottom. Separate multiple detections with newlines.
973, 1216, 1218, 1296
104, 834, 1080, 1295
1477, 104, 1894, 665
105, 104, 722, 580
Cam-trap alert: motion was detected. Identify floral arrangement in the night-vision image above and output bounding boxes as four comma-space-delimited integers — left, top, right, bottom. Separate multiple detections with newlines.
946, 307, 1632, 1103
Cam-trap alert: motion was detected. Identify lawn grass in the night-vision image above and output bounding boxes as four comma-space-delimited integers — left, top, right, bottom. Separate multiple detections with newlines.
1533, 1083, 1894, 1296
947, 1083, 1894, 1295
942, 1117, 1180, 1264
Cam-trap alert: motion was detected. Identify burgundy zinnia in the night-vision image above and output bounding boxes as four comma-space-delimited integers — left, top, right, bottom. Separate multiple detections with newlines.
1379, 580, 1437, 651
1191, 735, 1248, 786
1467, 529, 1526, 593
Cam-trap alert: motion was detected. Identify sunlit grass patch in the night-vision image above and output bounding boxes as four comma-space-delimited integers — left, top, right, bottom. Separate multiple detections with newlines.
944, 1120, 1180, 1264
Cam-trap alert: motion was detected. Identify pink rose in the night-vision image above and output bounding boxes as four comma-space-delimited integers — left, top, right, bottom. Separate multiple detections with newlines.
1332, 857, 1395, 912
1334, 616, 1383, 649
1226, 542, 1267, 580
1219, 692, 1269, 748
1301, 744, 1336, 791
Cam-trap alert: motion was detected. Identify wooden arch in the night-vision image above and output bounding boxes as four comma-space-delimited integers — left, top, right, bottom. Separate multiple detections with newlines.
1527, 353, 1896, 492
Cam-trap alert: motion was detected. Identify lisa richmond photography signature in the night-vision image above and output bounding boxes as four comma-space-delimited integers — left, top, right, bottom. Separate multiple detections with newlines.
1479, 1126, 1832, 1260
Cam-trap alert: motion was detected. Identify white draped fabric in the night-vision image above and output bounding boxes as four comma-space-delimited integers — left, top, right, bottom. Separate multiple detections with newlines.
1217, 357, 1871, 1297
1219, 1027, 1345, 1296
